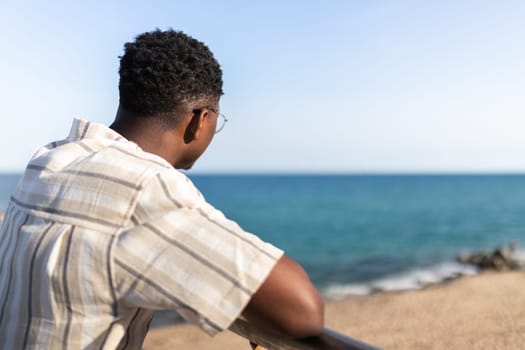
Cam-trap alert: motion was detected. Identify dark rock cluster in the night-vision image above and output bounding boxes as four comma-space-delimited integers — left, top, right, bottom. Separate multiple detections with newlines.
457, 243, 523, 271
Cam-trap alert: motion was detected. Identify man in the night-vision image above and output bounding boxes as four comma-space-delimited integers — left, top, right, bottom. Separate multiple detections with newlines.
0, 29, 323, 349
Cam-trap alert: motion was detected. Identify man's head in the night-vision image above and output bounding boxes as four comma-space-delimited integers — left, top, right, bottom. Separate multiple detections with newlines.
118, 29, 223, 122
113, 29, 224, 169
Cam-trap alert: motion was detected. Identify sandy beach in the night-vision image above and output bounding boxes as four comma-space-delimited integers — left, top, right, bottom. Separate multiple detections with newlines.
144, 271, 525, 349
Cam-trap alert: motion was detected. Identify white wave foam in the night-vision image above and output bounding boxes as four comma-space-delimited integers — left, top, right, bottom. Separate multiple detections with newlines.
512, 248, 525, 262
323, 261, 478, 301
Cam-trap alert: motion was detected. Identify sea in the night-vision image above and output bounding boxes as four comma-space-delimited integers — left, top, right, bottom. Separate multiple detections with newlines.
1, 173, 525, 325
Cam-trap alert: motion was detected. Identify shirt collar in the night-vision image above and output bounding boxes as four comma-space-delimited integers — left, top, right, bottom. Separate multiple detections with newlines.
67, 118, 125, 142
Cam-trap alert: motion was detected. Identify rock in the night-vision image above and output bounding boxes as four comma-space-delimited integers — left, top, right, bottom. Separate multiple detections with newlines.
457, 243, 523, 271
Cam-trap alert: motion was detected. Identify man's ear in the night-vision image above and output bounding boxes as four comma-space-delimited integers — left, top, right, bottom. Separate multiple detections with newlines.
183, 109, 206, 144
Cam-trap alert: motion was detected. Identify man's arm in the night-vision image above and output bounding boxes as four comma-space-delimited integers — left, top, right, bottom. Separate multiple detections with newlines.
242, 255, 324, 338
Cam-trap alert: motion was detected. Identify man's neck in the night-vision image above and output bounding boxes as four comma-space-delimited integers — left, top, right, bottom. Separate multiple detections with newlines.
110, 109, 179, 167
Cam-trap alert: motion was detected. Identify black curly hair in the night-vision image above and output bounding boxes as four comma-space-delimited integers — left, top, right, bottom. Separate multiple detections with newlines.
118, 29, 223, 121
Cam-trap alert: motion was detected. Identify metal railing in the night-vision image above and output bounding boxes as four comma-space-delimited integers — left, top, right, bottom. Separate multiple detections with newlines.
230, 319, 381, 350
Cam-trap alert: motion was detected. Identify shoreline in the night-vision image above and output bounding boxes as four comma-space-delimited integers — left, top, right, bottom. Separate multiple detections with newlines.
144, 271, 525, 350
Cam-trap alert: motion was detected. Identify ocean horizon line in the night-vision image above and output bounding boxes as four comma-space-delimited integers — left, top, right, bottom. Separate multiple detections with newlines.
4, 170, 525, 177
189, 171, 525, 176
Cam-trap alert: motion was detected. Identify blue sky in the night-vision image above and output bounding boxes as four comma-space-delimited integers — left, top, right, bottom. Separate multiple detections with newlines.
1, 1, 524, 173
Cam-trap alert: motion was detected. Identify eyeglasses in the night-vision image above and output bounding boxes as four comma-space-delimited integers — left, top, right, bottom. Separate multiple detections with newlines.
194, 107, 228, 134
209, 107, 228, 134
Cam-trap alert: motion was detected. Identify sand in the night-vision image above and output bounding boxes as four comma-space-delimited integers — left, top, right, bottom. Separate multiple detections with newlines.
143, 271, 525, 350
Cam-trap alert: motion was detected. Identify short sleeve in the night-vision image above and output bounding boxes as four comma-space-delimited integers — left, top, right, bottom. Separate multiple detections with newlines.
111, 170, 283, 335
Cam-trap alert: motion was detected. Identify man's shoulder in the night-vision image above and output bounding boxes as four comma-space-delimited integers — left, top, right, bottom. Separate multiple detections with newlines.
33, 130, 174, 180
13, 135, 182, 232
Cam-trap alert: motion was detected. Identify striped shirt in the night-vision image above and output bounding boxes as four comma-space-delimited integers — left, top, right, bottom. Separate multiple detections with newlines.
0, 119, 283, 349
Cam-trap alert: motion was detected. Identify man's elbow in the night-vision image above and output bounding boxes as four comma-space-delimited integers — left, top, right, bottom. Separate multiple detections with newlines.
289, 300, 324, 338
242, 255, 325, 339
282, 291, 325, 338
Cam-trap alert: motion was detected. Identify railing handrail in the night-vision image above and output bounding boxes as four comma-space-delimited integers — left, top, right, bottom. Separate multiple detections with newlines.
229, 319, 382, 350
